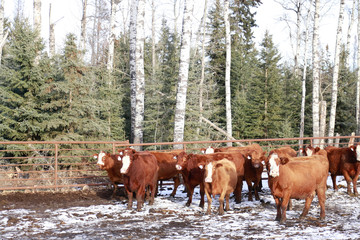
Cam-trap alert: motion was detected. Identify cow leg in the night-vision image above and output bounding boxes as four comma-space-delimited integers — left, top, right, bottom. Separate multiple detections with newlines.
331, 174, 338, 191
225, 194, 230, 212
149, 183, 156, 205
111, 182, 118, 199
199, 183, 205, 208
234, 176, 243, 203
280, 193, 291, 224
287, 199, 293, 211
218, 191, 226, 215
126, 189, 133, 210
352, 170, 360, 196
205, 187, 212, 215
274, 197, 282, 221
186, 186, 194, 207
254, 178, 261, 201
245, 178, 253, 201
136, 186, 145, 211
342, 171, 353, 195
300, 193, 314, 220
170, 175, 180, 197
316, 187, 326, 220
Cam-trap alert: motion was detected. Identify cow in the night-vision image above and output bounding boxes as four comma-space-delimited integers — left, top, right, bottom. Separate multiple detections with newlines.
267, 146, 298, 209
325, 144, 360, 195
203, 159, 238, 215
265, 150, 329, 224
299, 145, 321, 156
119, 148, 159, 211
207, 144, 265, 201
94, 151, 123, 199
176, 151, 245, 204
148, 151, 181, 197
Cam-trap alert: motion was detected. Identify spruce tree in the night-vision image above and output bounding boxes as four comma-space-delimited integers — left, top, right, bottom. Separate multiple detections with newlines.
0, 17, 46, 141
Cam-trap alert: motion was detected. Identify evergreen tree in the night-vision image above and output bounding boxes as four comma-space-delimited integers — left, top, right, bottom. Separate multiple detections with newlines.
0, 17, 46, 141
246, 31, 283, 139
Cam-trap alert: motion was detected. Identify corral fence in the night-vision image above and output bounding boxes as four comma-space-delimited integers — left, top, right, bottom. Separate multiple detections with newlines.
0, 135, 358, 192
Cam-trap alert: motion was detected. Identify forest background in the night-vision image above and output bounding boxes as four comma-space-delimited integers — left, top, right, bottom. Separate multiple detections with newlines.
0, 0, 359, 149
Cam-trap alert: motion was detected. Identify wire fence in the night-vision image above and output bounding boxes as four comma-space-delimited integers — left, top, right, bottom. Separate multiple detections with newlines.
0, 135, 357, 192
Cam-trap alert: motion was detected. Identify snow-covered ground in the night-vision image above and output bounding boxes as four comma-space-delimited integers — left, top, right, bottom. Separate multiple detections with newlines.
1, 176, 360, 239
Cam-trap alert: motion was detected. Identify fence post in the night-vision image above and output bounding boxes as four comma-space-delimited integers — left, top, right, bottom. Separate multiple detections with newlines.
335, 133, 340, 147
54, 143, 58, 191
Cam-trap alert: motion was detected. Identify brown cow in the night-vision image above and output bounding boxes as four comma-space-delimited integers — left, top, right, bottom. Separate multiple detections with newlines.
265, 150, 329, 224
203, 159, 238, 215
176, 151, 245, 204
94, 151, 123, 199
149, 151, 181, 197
299, 145, 321, 156
325, 145, 360, 195
119, 148, 159, 211
209, 144, 265, 201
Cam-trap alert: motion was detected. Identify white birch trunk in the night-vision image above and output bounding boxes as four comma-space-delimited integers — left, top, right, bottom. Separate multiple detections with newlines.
319, 101, 327, 148
197, 0, 208, 136
294, 1, 301, 77
151, 0, 156, 80
49, 3, 55, 57
299, 3, 312, 149
346, 0, 356, 68
312, 0, 321, 147
224, 0, 232, 147
357, 0, 360, 135
328, 0, 345, 144
134, 0, 145, 150
33, 0, 41, 34
107, 0, 116, 72
173, 0, 194, 149
80, 0, 87, 57
129, 0, 138, 143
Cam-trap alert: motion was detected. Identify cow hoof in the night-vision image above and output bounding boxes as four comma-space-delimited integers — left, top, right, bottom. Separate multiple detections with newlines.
185, 203, 190, 207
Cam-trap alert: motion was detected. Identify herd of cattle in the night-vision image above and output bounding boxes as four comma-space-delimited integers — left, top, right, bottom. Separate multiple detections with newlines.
93, 143, 360, 224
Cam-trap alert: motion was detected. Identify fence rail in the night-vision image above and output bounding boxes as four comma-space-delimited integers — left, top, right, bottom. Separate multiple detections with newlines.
0, 135, 357, 191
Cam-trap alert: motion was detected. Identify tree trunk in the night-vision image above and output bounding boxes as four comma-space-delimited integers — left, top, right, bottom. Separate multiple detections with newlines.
357, 0, 360, 135
134, 0, 145, 151
173, 0, 194, 149
197, 0, 208, 136
312, 0, 321, 147
129, 0, 138, 144
294, 1, 301, 77
299, 3, 312, 149
224, 0, 232, 147
346, 0, 356, 68
33, 0, 41, 64
328, 0, 345, 144
107, 0, 116, 72
49, 3, 55, 57
319, 100, 327, 148
80, 0, 87, 58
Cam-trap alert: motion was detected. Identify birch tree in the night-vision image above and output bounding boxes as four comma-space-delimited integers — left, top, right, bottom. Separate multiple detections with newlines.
0, 1, 7, 65
107, 0, 117, 72
224, 0, 232, 146
49, 3, 55, 57
299, 3, 312, 149
173, 0, 194, 149
33, 0, 41, 34
346, 0, 356, 68
328, 0, 345, 144
133, 0, 145, 150
80, 0, 87, 58
129, 0, 138, 143
312, 0, 321, 146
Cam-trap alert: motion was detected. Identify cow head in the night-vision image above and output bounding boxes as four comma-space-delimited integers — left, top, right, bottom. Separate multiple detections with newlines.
201, 146, 214, 154
94, 151, 107, 169
175, 151, 188, 170
247, 151, 265, 169
350, 144, 360, 161
119, 148, 136, 174
267, 153, 280, 177
204, 162, 214, 183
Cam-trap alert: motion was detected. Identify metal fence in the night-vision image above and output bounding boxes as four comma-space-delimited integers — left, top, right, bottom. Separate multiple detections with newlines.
0, 135, 357, 191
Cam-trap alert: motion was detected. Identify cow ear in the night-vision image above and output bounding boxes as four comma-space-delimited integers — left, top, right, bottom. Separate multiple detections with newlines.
201, 149, 205, 154
247, 155, 252, 160
350, 146, 355, 151
315, 147, 321, 152
199, 165, 204, 169
173, 156, 177, 160
280, 157, 289, 165
215, 163, 223, 168
93, 154, 98, 159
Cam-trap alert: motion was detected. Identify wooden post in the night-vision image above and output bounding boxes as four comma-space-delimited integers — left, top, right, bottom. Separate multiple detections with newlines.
54, 144, 58, 191
335, 133, 340, 147
348, 132, 355, 146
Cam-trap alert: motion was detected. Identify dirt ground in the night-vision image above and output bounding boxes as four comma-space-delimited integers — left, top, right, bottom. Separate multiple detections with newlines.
0, 187, 124, 212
